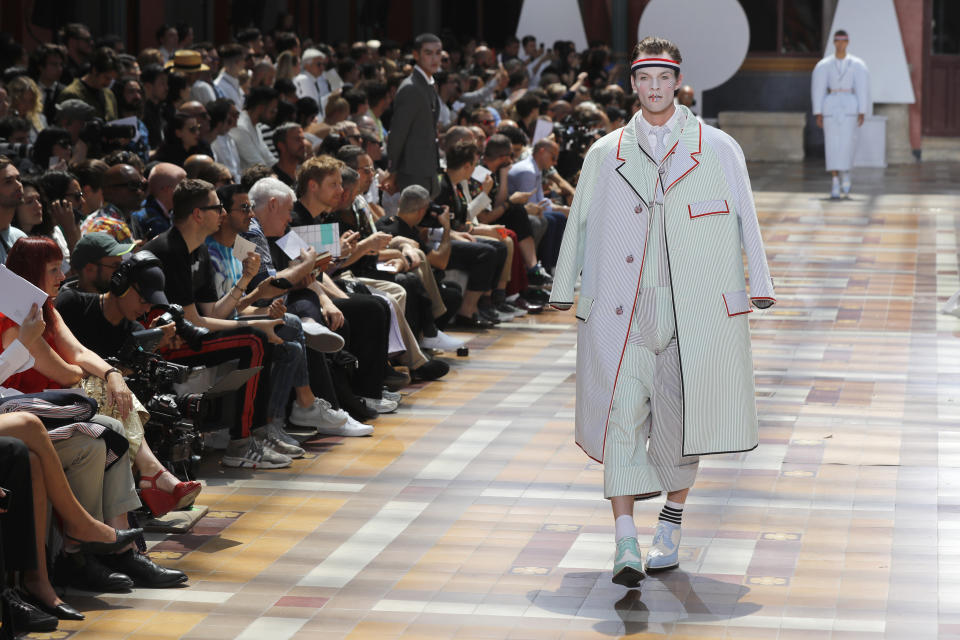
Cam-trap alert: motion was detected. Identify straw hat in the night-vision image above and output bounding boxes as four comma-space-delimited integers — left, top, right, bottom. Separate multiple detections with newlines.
164, 50, 209, 73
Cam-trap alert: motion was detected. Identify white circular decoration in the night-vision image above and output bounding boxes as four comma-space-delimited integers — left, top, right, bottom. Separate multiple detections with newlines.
637, 0, 749, 111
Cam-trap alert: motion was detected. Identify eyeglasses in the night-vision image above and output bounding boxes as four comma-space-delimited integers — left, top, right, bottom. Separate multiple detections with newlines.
232, 203, 253, 213
198, 203, 226, 213
64, 191, 84, 201
94, 260, 121, 270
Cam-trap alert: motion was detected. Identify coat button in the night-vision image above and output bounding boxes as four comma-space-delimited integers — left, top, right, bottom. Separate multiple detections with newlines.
615, 306, 623, 315
634, 205, 641, 214
626, 255, 634, 263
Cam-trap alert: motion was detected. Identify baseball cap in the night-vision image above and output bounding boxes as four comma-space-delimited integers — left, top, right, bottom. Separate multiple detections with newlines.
55, 99, 97, 122
71, 232, 134, 270
122, 253, 169, 306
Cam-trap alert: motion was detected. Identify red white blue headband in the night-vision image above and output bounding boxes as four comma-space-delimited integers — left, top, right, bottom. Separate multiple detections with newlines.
631, 57, 681, 74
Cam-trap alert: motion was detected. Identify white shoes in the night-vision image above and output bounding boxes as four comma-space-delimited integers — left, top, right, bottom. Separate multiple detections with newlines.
315, 413, 374, 437
830, 175, 841, 199
290, 397, 348, 429
221, 437, 292, 469
645, 520, 681, 572
300, 317, 345, 352
381, 389, 402, 404
253, 424, 305, 459
360, 396, 398, 414
420, 330, 465, 352
841, 171, 852, 196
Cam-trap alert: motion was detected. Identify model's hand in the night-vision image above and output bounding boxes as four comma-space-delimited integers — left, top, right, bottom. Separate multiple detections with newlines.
816, 114, 823, 128
857, 113, 865, 126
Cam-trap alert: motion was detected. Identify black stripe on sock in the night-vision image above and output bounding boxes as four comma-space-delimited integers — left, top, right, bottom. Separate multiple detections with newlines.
659, 505, 683, 525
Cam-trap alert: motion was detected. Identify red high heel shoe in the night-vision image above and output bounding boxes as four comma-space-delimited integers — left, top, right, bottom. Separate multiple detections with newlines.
138, 469, 202, 517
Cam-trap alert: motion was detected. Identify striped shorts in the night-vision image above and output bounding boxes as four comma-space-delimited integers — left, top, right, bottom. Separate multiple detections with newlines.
603, 338, 699, 499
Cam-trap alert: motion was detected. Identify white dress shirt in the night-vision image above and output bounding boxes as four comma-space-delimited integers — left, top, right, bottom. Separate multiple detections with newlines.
228, 111, 277, 170
214, 72, 244, 111
211, 133, 243, 182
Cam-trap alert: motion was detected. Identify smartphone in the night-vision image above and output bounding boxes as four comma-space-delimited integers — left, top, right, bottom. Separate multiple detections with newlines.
270, 277, 294, 290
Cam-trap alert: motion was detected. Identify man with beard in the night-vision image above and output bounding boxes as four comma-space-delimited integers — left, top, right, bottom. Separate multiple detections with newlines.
549, 36, 775, 587
79, 164, 146, 242
66, 232, 133, 293
0, 157, 26, 262
113, 79, 150, 164
272, 122, 307, 188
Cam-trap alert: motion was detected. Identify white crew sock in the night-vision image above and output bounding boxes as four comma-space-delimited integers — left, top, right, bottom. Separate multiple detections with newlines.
615, 514, 637, 542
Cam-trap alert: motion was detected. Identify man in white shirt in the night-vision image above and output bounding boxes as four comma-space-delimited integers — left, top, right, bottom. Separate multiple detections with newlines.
293, 48, 331, 117
208, 99, 242, 183
229, 86, 278, 170
214, 44, 246, 111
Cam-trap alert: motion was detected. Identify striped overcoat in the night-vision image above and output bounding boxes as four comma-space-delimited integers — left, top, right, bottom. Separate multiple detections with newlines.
549, 106, 776, 462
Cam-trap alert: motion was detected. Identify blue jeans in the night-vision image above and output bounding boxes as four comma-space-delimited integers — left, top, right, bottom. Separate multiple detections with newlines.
268, 313, 309, 420
539, 211, 567, 271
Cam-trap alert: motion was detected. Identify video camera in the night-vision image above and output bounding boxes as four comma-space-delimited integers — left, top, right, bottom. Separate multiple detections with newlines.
78, 118, 137, 159
552, 114, 606, 180
155, 303, 210, 351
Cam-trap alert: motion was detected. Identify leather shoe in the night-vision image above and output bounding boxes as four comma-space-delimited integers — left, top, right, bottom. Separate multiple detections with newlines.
455, 314, 494, 330
513, 297, 543, 314
411, 358, 450, 382
22, 591, 84, 620
383, 365, 411, 391
2, 588, 58, 632
64, 526, 143, 554
523, 288, 550, 305
54, 551, 133, 592
100, 549, 188, 588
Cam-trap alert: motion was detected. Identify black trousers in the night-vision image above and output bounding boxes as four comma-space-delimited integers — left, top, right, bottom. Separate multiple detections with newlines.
163, 327, 272, 439
447, 239, 500, 292
287, 289, 389, 399
497, 204, 534, 241
0, 436, 37, 572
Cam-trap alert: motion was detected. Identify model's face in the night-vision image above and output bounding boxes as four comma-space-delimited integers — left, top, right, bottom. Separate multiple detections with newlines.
631, 65, 681, 116
834, 38, 849, 56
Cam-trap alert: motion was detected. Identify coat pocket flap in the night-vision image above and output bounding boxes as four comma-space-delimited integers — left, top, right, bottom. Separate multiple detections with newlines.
722, 290, 752, 317
688, 199, 730, 218
575, 295, 594, 322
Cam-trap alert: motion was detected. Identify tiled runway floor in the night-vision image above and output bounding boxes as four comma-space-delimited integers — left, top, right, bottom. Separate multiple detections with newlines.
38, 161, 960, 639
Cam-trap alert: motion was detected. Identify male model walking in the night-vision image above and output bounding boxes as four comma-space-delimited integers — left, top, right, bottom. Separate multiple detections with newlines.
550, 36, 775, 588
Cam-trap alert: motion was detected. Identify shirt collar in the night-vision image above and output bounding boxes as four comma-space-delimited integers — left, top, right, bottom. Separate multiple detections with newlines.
415, 65, 435, 85
637, 106, 682, 139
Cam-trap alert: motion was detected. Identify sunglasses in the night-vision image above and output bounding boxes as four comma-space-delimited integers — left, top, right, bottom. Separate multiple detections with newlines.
233, 203, 253, 213
198, 203, 226, 213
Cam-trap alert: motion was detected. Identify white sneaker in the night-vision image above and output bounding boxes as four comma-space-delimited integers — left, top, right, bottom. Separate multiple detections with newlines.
830, 176, 841, 199
315, 414, 374, 437
360, 396, 398, 414
382, 389, 402, 404
841, 171, 852, 195
420, 330, 464, 352
263, 421, 301, 446
221, 437, 292, 469
300, 317, 345, 353
290, 397, 348, 429
253, 426, 305, 458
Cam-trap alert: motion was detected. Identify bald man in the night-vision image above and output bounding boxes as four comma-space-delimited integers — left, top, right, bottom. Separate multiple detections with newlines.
79, 164, 147, 242
131, 162, 187, 240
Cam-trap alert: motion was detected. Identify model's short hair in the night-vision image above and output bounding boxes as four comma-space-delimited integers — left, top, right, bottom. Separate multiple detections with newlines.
172, 178, 215, 223
631, 36, 682, 78
249, 176, 295, 210
398, 184, 431, 214
834, 29, 849, 39
296, 154, 343, 198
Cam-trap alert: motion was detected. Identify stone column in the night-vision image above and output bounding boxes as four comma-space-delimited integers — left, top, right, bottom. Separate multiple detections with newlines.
874, 103, 914, 164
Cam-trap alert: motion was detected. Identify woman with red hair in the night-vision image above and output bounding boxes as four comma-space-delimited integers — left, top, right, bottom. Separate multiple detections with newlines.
0, 237, 200, 518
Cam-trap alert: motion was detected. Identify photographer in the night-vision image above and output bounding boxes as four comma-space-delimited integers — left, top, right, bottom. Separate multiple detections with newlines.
143, 179, 293, 469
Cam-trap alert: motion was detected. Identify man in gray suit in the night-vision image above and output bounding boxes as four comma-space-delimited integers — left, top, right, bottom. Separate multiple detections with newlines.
388, 33, 442, 198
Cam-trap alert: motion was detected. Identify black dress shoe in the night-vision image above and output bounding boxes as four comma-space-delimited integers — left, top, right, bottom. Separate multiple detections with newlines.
455, 314, 493, 329
64, 527, 143, 554
22, 591, 84, 620
2, 588, 58, 632
513, 297, 543, 314
411, 358, 450, 382
54, 551, 134, 592
383, 365, 411, 391
100, 550, 188, 588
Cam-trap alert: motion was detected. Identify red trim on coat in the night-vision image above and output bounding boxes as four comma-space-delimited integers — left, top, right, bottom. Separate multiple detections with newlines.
750, 296, 776, 301
596, 206, 650, 463
615, 127, 627, 161
662, 121, 702, 196
688, 199, 730, 218
722, 293, 754, 317
576, 440, 603, 464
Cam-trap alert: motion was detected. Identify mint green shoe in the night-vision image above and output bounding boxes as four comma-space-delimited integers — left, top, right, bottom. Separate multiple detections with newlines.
612, 536, 645, 587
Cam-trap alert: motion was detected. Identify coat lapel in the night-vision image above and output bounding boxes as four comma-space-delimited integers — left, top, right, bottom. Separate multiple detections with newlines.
661, 106, 702, 197
613, 120, 654, 207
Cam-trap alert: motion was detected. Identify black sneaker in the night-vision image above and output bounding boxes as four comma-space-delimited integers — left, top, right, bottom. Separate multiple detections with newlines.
411, 358, 450, 381
524, 288, 550, 305
478, 307, 502, 324
526, 263, 554, 287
